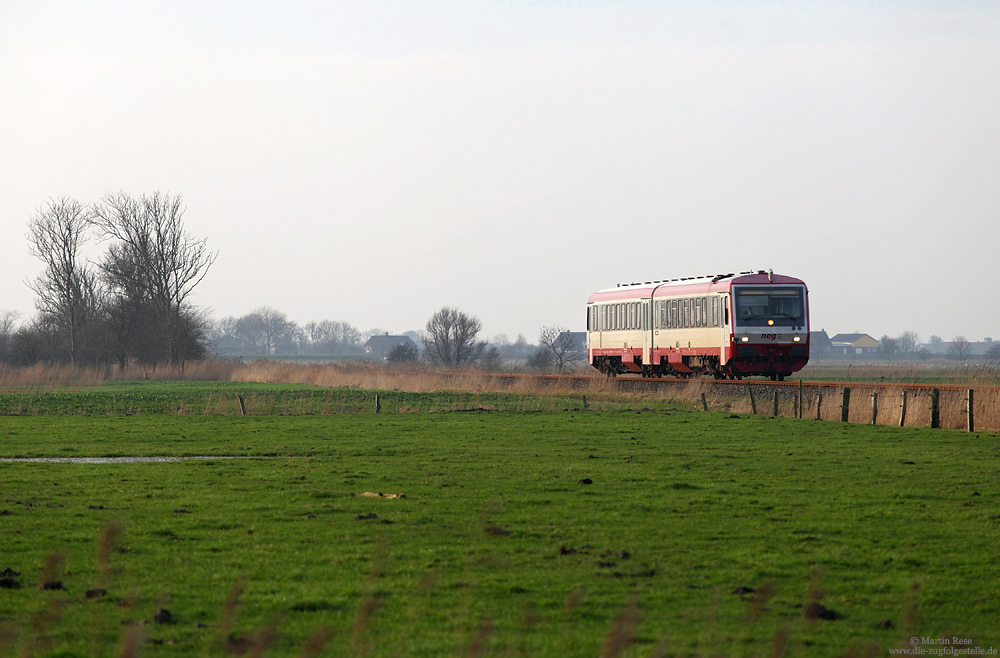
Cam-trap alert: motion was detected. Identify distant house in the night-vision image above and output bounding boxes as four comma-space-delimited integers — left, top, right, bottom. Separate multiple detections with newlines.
829, 333, 879, 356
364, 334, 418, 359
809, 330, 832, 357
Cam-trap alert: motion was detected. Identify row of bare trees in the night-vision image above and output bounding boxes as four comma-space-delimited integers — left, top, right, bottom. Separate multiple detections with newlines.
878, 331, 1000, 363
13, 193, 215, 368
206, 305, 585, 371
421, 307, 584, 371
12, 196, 583, 371
208, 308, 366, 356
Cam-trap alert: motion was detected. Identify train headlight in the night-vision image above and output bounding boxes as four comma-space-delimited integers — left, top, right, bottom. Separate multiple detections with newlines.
793, 336, 801, 342
741, 336, 749, 342
767, 319, 774, 326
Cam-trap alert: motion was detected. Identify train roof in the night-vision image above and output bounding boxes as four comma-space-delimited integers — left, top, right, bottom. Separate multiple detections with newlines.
588, 270, 807, 302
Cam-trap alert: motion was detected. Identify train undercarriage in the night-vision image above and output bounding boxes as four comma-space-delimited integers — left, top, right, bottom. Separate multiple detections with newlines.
591, 353, 796, 381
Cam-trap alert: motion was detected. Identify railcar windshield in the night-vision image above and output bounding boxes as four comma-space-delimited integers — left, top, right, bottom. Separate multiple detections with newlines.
734, 287, 805, 327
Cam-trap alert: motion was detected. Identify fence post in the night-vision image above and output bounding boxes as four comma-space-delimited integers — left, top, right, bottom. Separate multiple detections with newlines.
773, 391, 779, 417
899, 390, 908, 427
747, 382, 757, 415
967, 389, 974, 432
816, 392, 823, 420
798, 380, 803, 418
238, 395, 247, 416
930, 389, 940, 429
871, 391, 878, 425
841, 387, 851, 422
375, 393, 381, 414
701, 393, 709, 412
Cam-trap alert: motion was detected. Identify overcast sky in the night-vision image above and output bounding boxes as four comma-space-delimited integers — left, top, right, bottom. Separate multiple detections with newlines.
2, 1, 998, 344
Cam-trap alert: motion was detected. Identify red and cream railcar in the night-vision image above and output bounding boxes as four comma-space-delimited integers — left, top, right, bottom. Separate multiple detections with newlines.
586, 271, 809, 380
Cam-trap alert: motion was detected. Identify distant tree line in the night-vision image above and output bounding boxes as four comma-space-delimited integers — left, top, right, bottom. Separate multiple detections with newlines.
208, 307, 369, 356
877, 331, 1000, 363
5, 197, 586, 371
4, 194, 215, 368
204, 305, 585, 372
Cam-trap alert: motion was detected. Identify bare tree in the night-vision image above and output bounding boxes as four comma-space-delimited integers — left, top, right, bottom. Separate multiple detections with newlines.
304, 320, 362, 354
526, 346, 554, 370
90, 192, 216, 364
537, 326, 585, 372
234, 307, 297, 355
947, 336, 972, 363
0, 310, 21, 363
386, 342, 419, 363
985, 343, 1000, 361
423, 307, 486, 366
878, 335, 899, 362
896, 330, 921, 356
26, 197, 99, 364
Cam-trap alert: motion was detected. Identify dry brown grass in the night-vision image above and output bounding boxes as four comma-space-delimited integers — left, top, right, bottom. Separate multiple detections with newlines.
0, 360, 240, 387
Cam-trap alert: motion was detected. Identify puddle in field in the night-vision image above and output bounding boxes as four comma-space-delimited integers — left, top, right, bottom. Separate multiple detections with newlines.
0, 456, 279, 464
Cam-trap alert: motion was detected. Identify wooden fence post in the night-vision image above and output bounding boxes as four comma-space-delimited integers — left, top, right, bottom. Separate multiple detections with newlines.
871, 391, 878, 425
816, 392, 823, 420
773, 391, 779, 417
238, 395, 247, 416
798, 380, 803, 419
841, 387, 851, 422
899, 390, 908, 427
747, 383, 757, 415
375, 393, 381, 414
967, 389, 974, 432
930, 389, 940, 429
701, 393, 709, 412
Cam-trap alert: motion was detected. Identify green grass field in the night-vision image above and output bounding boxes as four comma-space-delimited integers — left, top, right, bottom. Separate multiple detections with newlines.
1, 384, 998, 657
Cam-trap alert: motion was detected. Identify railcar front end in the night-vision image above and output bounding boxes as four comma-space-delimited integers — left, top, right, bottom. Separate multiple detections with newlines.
728, 275, 809, 380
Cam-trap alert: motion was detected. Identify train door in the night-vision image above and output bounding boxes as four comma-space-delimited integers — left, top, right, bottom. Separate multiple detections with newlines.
719, 294, 730, 365
641, 300, 651, 366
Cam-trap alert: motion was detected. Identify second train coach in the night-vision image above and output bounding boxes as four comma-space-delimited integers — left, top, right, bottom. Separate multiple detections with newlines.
586, 270, 809, 380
